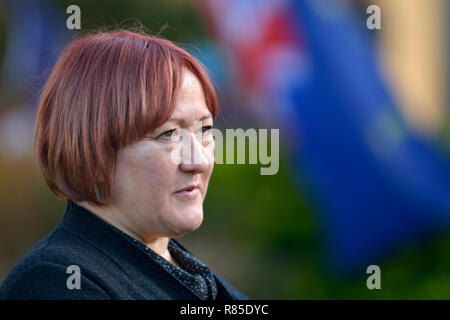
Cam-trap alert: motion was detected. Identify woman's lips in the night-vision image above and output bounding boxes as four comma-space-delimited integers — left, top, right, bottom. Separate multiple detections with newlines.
174, 186, 200, 200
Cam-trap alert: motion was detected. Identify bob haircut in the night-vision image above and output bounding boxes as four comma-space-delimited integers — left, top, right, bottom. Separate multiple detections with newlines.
33, 29, 219, 206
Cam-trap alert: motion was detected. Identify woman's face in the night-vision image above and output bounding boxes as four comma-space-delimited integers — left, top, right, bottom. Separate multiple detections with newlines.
107, 69, 215, 241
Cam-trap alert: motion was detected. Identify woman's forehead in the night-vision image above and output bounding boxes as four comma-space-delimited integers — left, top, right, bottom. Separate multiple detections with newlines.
177, 69, 206, 100
168, 70, 212, 122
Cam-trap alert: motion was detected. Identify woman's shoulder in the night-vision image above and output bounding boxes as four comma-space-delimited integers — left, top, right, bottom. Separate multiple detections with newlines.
0, 228, 111, 300
4, 225, 97, 273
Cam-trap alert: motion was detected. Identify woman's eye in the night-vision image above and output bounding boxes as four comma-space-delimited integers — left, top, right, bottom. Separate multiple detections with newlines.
160, 129, 176, 138
202, 125, 213, 133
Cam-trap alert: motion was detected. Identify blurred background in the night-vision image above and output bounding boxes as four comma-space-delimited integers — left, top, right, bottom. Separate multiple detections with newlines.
0, 0, 449, 299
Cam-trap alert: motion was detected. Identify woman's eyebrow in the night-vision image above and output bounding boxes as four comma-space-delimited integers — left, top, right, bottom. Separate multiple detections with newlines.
168, 114, 213, 125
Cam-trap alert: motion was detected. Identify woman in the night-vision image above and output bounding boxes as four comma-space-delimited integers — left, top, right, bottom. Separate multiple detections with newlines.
0, 30, 247, 300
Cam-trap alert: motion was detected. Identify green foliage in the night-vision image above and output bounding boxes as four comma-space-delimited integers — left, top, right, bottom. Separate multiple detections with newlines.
195, 156, 450, 299
58, 0, 207, 42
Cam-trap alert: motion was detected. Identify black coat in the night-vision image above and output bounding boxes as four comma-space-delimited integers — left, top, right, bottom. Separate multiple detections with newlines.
0, 200, 248, 300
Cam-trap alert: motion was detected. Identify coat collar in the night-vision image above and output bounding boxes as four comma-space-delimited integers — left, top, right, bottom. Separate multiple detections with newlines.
60, 200, 242, 300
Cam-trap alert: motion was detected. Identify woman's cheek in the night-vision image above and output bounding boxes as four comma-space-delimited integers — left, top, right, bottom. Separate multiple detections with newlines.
158, 139, 185, 166
207, 140, 215, 165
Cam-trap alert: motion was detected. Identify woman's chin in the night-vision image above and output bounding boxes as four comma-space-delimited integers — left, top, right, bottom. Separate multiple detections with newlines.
170, 209, 204, 236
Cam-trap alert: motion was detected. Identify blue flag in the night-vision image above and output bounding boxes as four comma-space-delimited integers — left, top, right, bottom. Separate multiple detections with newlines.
201, 0, 450, 274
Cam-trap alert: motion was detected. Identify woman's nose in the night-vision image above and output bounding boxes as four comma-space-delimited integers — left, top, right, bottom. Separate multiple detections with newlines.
179, 133, 210, 173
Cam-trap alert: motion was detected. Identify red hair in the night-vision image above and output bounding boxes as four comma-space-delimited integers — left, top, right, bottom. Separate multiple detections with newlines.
33, 30, 219, 206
